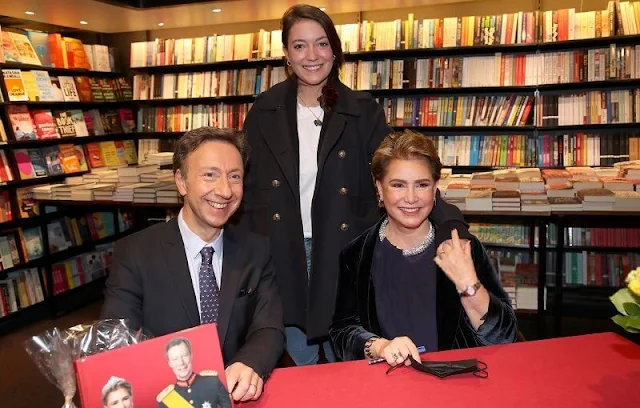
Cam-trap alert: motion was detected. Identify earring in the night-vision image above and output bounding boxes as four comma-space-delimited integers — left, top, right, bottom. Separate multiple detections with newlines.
333, 54, 336, 60
286, 60, 291, 66
433, 195, 436, 206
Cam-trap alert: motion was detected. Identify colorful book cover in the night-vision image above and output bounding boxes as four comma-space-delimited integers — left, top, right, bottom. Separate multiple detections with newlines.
25, 30, 51, 67
1, 31, 20, 62
58, 144, 81, 173
53, 111, 77, 138
42, 146, 65, 175
62, 37, 91, 70
27, 149, 48, 178
49, 76, 65, 101
117, 108, 135, 133
85, 143, 105, 168
74, 145, 89, 171
99, 141, 121, 166
31, 70, 57, 101
32, 110, 60, 139
74, 324, 231, 408
19, 226, 44, 261
13, 149, 35, 179
2, 69, 29, 102
74, 77, 94, 102
70, 110, 89, 136
15, 187, 39, 219
87, 78, 105, 101
19, 71, 41, 101
8, 31, 42, 65
7, 105, 37, 141
122, 140, 138, 164
58, 76, 80, 102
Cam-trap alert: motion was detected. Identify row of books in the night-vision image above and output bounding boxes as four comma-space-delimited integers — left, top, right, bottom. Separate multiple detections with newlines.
7, 106, 134, 141
136, 104, 249, 133
561, 251, 639, 286
0, 268, 44, 318
441, 164, 640, 211
47, 212, 116, 253
2, 140, 138, 183
2, 69, 132, 103
51, 244, 113, 296
132, 67, 286, 100
340, 45, 640, 90
1, 26, 115, 71
129, 3, 631, 67
375, 89, 640, 127
429, 133, 637, 168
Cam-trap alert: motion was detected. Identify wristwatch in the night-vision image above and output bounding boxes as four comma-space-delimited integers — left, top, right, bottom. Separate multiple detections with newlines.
459, 281, 482, 297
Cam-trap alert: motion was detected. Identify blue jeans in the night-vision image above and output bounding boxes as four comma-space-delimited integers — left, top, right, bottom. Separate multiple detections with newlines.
284, 238, 336, 365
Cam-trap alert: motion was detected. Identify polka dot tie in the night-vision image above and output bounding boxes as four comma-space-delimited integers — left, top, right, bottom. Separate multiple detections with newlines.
199, 247, 220, 324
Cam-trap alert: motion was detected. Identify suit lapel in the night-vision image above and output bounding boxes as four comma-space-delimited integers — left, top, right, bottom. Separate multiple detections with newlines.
217, 228, 245, 345
162, 219, 200, 327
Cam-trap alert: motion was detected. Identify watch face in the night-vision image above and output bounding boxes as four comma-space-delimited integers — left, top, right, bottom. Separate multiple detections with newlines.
466, 286, 477, 296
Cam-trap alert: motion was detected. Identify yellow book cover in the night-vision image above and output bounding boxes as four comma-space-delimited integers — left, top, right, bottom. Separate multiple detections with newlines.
20, 71, 41, 101
122, 140, 138, 164
99, 141, 121, 166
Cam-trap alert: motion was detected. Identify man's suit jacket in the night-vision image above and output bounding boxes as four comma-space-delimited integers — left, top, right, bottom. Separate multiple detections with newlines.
100, 218, 285, 378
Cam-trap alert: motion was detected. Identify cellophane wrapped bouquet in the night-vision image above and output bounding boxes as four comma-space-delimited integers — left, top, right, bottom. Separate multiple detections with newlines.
23, 319, 151, 408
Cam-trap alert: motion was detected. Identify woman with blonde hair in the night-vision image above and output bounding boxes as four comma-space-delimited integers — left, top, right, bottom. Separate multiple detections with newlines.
330, 130, 517, 365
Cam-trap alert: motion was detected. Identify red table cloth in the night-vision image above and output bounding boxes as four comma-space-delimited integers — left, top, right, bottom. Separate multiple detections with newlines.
245, 332, 638, 408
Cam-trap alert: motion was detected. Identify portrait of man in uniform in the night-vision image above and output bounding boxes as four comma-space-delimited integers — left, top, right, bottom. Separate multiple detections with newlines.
157, 337, 231, 408
102, 376, 134, 408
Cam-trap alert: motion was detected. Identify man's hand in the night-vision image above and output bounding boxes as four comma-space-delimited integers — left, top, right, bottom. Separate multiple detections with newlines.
225, 362, 264, 402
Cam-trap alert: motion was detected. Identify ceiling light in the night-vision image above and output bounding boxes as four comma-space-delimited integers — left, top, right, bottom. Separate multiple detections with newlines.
25, 11, 35, 15
212, 8, 222, 12
157, 22, 164, 26
80, 20, 88, 25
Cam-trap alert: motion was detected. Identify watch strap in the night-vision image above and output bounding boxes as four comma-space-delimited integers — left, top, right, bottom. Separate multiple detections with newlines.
459, 281, 482, 297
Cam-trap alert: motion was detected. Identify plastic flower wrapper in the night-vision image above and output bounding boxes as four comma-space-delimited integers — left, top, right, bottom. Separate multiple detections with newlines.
23, 319, 152, 408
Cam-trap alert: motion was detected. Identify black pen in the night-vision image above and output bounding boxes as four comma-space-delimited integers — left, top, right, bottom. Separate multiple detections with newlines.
368, 345, 426, 365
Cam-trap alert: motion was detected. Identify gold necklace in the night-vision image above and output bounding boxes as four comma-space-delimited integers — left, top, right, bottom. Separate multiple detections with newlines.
298, 95, 323, 127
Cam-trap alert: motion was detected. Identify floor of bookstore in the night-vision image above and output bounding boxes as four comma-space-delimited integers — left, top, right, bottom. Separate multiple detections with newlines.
0, 299, 631, 408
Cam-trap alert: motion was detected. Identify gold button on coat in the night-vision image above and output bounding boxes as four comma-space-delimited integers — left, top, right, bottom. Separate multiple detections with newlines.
340, 223, 349, 231
338, 150, 346, 159
339, 187, 348, 196
272, 179, 280, 187
273, 213, 281, 221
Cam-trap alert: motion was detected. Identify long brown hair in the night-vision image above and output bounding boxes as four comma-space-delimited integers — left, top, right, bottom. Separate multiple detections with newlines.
281, 4, 344, 112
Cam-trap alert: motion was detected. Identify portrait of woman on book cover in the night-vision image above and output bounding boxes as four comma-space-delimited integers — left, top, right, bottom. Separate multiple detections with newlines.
156, 337, 231, 408
101, 376, 134, 408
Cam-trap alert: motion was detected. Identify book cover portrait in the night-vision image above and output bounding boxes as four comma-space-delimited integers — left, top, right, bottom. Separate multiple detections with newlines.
75, 324, 231, 408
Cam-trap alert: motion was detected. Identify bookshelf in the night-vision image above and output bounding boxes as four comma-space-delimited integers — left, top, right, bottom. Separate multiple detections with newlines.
0, 27, 140, 334
122, 1, 640, 339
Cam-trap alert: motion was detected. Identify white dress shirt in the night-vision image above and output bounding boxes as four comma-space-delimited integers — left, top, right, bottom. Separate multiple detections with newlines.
177, 209, 224, 318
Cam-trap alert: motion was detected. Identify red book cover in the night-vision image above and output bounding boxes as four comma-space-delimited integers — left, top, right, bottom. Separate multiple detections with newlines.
74, 324, 232, 408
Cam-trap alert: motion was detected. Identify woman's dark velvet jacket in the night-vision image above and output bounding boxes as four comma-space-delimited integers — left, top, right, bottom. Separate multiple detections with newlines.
329, 217, 518, 361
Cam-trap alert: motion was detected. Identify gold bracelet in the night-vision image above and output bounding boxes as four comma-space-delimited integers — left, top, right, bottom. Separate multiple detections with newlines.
364, 336, 380, 360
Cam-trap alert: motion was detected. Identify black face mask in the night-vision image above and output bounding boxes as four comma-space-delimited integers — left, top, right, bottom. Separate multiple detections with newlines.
386, 355, 488, 378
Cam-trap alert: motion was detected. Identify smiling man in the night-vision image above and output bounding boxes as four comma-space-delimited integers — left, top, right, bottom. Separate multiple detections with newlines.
101, 127, 284, 403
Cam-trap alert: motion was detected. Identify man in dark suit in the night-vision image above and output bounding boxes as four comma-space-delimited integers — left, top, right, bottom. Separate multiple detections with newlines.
157, 337, 231, 408
101, 127, 284, 403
